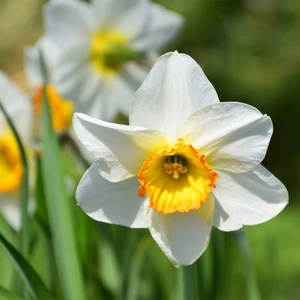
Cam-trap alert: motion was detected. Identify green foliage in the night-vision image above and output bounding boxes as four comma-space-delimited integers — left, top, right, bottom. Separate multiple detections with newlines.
40, 86, 86, 300
0, 233, 53, 300
0, 285, 21, 300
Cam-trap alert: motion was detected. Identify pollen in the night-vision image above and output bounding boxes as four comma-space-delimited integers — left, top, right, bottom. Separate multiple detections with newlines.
138, 139, 219, 215
33, 84, 74, 133
0, 135, 23, 193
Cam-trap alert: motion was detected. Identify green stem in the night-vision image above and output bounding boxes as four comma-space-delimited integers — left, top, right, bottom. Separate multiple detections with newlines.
212, 229, 226, 300
233, 230, 260, 300
182, 264, 198, 300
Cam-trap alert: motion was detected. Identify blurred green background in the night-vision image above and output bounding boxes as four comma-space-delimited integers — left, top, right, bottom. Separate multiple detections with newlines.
0, 0, 299, 299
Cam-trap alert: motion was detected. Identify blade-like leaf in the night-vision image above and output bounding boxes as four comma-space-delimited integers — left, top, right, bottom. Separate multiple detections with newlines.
40, 70, 86, 299
0, 99, 30, 300
0, 232, 53, 300
0, 212, 16, 248
0, 101, 29, 257
0, 285, 21, 300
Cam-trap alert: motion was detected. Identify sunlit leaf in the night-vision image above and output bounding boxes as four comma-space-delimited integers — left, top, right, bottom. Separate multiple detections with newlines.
0, 285, 21, 300
40, 63, 86, 300
0, 232, 53, 300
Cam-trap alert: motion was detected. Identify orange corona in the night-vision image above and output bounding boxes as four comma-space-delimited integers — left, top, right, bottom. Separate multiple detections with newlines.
138, 139, 218, 214
0, 135, 23, 192
33, 84, 73, 133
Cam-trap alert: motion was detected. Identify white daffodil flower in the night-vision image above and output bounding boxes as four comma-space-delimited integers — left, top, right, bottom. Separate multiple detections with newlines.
43, 0, 184, 121
73, 52, 288, 267
0, 72, 35, 230
25, 37, 74, 136
25, 37, 93, 163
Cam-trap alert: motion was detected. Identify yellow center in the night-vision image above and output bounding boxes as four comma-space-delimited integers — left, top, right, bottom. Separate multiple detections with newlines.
138, 139, 219, 215
33, 84, 74, 133
90, 30, 127, 76
0, 135, 23, 193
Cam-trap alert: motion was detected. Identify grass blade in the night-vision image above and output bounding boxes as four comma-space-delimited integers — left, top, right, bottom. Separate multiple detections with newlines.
0, 232, 53, 299
0, 100, 30, 300
0, 285, 21, 300
40, 86, 86, 300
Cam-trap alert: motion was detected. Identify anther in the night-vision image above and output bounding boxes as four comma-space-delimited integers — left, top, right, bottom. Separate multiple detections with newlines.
164, 155, 188, 179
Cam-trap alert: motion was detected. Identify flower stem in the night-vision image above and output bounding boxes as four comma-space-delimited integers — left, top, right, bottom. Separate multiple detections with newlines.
233, 229, 261, 300
181, 264, 199, 300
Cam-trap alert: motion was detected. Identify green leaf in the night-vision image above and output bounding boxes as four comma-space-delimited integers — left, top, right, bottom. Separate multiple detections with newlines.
0, 232, 53, 300
40, 78, 86, 300
196, 241, 213, 299
0, 101, 29, 257
0, 212, 16, 248
0, 98, 30, 300
0, 285, 21, 300
126, 236, 152, 300
233, 229, 261, 300
212, 229, 227, 300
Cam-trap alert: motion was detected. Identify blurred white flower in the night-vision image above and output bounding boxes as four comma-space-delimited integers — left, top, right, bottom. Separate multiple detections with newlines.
0, 72, 35, 230
73, 52, 288, 267
25, 38, 93, 163
42, 0, 184, 121
25, 37, 74, 135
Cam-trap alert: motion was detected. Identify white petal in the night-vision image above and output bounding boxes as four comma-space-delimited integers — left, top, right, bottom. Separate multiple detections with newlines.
84, 74, 136, 121
76, 163, 147, 228
73, 113, 166, 182
121, 62, 150, 90
148, 195, 214, 267
130, 52, 219, 142
44, 0, 96, 46
66, 66, 137, 122
183, 102, 273, 173
51, 42, 103, 113
24, 36, 59, 88
113, 64, 150, 117
0, 192, 35, 231
213, 164, 288, 231
84, 82, 118, 122
92, 0, 148, 39
69, 128, 94, 164
0, 72, 32, 143
130, 3, 184, 51
0, 193, 21, 231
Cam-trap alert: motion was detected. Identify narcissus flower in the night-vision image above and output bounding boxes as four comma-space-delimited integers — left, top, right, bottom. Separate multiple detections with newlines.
0, 72, 34, 230
74, 52, 288, 266
25, 37, 74, 135
43, 0, 183, 121
25, 37, 94, 163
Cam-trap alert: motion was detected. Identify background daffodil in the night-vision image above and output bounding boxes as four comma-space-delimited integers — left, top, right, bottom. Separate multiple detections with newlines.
73, 52, 288, 266
25, 37, 95, 163
42, 0, 184, 121
0, 72, 35, 230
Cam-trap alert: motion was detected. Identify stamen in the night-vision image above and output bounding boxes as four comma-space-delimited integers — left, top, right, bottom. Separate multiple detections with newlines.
164, 155, 188, 179
138, 138, 219, 214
